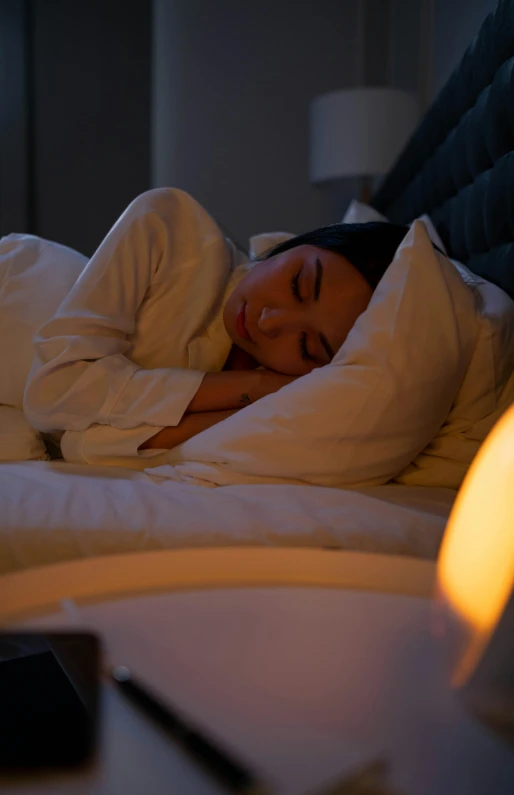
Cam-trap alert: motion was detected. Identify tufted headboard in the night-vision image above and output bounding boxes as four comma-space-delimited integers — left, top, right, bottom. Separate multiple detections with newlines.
371, 0, 514, 299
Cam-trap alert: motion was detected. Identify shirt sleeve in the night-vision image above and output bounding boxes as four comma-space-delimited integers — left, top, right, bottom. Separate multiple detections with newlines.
60, 423, 170, 470
23, 188, 218, 434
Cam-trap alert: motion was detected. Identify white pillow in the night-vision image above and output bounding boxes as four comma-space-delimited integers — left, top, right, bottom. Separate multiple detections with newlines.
396, 261, 514, 488
150, 222, 478, 489
341, 203, 514, 490
341, 199, 388, 225
0, 234, 87, 408
342, 199, 448, 254
248, 232, 296, 259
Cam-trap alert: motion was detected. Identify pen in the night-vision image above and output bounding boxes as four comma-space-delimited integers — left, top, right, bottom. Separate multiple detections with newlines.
111, 665, 267, 795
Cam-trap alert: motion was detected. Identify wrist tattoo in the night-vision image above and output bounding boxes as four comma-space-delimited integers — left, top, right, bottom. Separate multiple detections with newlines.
239, 393, 251, 405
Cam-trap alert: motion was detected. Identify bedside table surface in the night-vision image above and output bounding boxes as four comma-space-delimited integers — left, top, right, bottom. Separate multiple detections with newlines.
2, 582, 514, 795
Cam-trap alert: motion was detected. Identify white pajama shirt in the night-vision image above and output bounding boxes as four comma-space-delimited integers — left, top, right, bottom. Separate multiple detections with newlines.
18, 188, 250, 468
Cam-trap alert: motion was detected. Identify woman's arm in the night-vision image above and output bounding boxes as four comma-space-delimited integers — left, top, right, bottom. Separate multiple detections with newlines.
185, 370, 297, 413
23, 188, 228, 435
139, 409, 239, 450
141, 370, 299, 450
59, 368, 299, 465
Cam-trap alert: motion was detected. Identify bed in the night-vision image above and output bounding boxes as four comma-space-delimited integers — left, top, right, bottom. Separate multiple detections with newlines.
0, 0, 513, 579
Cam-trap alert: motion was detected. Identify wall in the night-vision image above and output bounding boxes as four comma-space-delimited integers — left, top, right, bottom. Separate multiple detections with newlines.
2, 1, 499, 253
388, 0, 425, 97
0, 0, 30, 235
31, 0, 152, 255
152, 0, 359, 247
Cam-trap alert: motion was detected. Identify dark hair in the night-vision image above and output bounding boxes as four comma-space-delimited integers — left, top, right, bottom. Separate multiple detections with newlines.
259, 221, 409, 289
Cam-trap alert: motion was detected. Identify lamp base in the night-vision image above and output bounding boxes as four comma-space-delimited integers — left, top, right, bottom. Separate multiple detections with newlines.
460, 591, 514, 743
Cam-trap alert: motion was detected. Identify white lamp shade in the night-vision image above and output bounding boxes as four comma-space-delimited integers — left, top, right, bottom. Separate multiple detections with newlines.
309, 87, 419, 182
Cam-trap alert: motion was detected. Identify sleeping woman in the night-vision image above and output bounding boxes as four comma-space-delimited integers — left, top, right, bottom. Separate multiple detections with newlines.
1, 188, 407, 467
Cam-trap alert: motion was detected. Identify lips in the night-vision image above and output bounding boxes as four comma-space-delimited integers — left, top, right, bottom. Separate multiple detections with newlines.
236, 304, 251, 342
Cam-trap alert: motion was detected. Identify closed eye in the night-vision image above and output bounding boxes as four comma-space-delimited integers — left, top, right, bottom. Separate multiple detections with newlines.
300, 331, 315, 363
292, 270, 303, 302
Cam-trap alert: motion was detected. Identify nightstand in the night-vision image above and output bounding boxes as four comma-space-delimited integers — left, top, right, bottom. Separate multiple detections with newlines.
1, 548, 513, 794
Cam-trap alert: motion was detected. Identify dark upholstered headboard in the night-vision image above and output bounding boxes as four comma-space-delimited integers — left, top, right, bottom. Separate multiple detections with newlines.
371, 0, 514, 299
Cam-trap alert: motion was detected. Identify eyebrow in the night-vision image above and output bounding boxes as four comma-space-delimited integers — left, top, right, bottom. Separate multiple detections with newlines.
319, 332, 335, 361
313, 258, 334, 360
314, 258, 323, 301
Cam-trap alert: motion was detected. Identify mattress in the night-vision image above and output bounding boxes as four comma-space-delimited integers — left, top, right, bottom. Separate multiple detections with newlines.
0, 461, 456, 575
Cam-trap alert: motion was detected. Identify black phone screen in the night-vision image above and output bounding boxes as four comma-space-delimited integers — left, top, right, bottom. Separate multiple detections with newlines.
0, 632, 100, 771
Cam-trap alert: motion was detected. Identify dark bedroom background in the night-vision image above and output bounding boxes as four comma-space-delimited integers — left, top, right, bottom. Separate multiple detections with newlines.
0, 0, 497, 255
0, 0, 152, 256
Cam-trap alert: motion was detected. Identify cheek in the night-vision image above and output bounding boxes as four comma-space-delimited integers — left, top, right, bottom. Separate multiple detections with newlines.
328, 293, 372, 348
345, 295, 371, 335
254, 336, 309, 377
222, 291, 239, 339
245, 260, 289, 301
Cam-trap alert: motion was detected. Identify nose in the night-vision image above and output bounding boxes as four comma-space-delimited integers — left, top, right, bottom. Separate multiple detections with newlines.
258, 307, 300, 338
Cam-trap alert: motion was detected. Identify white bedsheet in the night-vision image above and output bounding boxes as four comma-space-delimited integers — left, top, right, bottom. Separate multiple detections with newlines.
0, 462, 456, 575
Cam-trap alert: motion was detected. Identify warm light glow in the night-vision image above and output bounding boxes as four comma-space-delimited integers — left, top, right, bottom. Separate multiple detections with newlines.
438, 404, 514, 656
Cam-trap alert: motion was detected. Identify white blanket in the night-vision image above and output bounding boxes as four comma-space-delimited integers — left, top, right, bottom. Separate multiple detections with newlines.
0, 461, 455, 574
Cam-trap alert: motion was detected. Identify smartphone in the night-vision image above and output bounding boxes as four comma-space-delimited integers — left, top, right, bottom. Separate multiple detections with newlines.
0, 632, 100, 771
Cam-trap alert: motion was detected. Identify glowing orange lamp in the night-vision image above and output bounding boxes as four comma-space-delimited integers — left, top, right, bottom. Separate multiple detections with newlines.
436, 402, 514, 732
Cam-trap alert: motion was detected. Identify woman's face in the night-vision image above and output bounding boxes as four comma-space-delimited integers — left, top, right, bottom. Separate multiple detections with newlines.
223, 244, 373, 376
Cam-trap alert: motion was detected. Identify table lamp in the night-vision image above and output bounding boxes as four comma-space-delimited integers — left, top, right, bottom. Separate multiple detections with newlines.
436, 402, 514, 735
309, 87, 419, 201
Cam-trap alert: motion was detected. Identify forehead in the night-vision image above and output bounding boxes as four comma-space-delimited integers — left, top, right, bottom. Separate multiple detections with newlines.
279, 244, 364, 289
